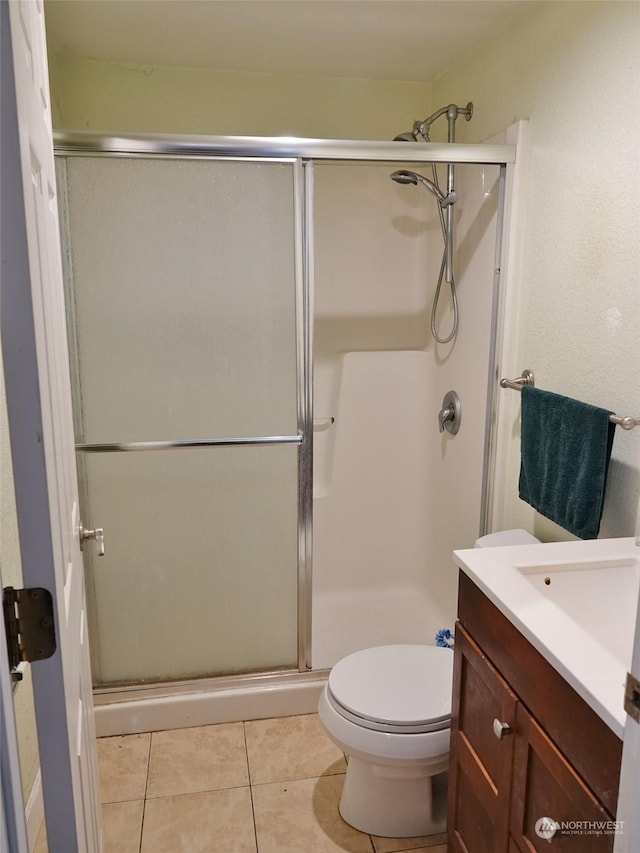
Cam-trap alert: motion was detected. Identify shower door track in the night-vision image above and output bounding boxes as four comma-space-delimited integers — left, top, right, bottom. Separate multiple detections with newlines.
92, 666, 329, 704
54, 130, 516, 166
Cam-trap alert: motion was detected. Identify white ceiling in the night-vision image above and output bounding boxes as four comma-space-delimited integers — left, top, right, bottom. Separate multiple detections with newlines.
44, 0, 535, 84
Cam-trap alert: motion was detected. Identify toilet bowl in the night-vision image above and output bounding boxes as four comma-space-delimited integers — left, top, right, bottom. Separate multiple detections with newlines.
319, 644, 452, 837
318, 528, 540, 838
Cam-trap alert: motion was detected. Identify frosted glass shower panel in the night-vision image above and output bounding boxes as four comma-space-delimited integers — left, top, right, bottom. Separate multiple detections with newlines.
62, 157, 298, 442
84, 446, 299, 685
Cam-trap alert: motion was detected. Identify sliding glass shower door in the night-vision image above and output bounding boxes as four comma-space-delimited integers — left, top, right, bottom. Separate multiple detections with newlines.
57, 155, 306, 686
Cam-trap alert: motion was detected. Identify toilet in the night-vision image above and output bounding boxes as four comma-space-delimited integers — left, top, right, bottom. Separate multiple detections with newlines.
318, 528, 539, 838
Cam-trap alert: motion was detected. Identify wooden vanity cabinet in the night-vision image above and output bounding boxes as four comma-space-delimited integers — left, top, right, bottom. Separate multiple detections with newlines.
447, 572, 623, 853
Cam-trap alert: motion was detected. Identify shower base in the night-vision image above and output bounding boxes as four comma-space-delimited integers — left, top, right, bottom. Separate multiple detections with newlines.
94, 670, 327, 737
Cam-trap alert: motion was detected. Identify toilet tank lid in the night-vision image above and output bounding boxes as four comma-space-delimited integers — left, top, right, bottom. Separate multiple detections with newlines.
474, 529, 539, 548
327, 644, 453, 727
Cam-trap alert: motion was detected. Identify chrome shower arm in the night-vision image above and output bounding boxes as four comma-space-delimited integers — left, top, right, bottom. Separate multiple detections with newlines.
416, 105, 450, 139
415, 102, 474, 142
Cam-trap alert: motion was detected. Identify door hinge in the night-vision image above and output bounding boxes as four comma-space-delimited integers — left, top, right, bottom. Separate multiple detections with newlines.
624, 671, 640, 724
3, 586, 56, 682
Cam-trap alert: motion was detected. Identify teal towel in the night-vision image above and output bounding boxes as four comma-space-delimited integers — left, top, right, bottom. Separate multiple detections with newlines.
518, 386, 616, 539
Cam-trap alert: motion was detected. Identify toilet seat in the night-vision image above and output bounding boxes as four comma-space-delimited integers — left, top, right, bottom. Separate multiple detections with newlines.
326, 645, 453, 734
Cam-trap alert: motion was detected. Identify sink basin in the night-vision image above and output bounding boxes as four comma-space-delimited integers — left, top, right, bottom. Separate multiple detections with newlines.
453, 537, 640, 736
515, 558, 639, 667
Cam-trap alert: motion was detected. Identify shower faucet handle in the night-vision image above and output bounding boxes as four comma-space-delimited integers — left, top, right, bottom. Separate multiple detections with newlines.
438, 391, 462, 435
79, 522, 105, 557
439, 404, 454, 432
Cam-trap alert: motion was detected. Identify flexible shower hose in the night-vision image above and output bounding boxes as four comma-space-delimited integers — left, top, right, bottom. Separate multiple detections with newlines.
430, 163, 458, 344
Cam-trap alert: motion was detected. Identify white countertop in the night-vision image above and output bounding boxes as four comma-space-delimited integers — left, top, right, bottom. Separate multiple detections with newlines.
453, 537, 640, 738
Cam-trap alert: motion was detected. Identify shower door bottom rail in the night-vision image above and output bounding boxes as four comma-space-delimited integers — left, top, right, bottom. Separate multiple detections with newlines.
75, 434, 304, 453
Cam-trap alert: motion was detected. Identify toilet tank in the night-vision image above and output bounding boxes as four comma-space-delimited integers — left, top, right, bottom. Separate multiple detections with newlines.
474, 529, 540, 548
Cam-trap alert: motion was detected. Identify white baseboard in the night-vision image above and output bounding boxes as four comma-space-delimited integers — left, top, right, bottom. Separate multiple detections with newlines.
25, 769, 44, 852
95, 675, 326, 737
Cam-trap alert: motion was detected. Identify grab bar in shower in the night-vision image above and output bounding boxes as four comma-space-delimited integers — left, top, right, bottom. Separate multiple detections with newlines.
75, 435, 304, 453
500, 370, 640, 430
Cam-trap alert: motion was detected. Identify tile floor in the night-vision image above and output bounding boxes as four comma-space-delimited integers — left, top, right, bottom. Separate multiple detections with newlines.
34, 713, 448, 853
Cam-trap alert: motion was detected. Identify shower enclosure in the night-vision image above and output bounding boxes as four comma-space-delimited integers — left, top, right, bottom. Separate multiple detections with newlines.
54, 132, 517, 723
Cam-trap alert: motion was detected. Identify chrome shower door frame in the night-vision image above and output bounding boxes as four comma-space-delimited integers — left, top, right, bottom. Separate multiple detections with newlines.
55, 131, 516, 703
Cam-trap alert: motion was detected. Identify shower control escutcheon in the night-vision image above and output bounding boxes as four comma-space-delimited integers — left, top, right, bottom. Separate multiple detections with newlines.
79, 522, 105, 557
439, 390, 461, 435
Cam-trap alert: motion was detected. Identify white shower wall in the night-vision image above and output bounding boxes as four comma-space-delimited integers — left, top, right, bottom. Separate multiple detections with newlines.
311, 160, 501, 669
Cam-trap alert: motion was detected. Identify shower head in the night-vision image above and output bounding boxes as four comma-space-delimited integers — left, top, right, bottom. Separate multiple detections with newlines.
390, 169, 420, 185
390, 170, 457, 206
393, 120, 422, 142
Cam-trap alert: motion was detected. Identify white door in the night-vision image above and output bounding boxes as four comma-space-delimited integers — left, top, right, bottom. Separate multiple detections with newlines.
1, 0, 102, 850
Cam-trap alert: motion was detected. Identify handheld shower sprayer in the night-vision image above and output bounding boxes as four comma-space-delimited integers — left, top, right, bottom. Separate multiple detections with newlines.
390, 170, 457, 207
390, 101, 473, 344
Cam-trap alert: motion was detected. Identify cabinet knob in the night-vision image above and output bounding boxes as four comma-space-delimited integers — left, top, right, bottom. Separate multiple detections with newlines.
492, 718, 512, 740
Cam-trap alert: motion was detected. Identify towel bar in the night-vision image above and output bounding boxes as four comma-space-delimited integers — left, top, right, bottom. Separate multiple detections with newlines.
500, 370, 640, 431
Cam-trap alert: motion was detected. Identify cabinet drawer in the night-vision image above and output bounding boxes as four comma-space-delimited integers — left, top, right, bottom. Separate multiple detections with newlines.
511, 705, 615, 852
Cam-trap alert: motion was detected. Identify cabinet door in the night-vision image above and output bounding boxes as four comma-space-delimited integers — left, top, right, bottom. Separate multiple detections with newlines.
448, 624, 518, 853
511, 704, 615, 852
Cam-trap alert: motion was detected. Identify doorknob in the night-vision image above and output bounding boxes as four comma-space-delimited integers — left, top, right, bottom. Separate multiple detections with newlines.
79, 523, 105, 557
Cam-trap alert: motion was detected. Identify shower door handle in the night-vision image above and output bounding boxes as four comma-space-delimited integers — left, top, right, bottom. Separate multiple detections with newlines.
79, 522, 105, 557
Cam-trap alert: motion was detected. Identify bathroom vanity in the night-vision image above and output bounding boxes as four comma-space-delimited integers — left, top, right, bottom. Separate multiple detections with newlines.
446, 537, 639, 853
